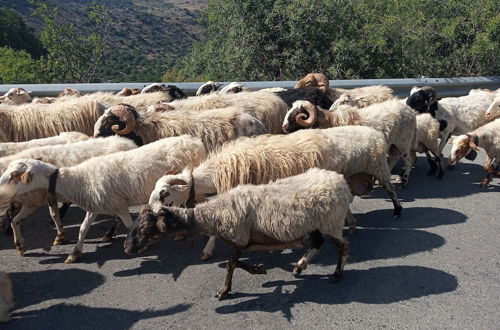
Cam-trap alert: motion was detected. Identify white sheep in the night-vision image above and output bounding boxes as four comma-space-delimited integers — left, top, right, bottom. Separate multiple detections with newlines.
329, 85, 395, 109
0, 135, 207, 263
485, 94, 500, 120
0, 272, 13, 323
406, 86, 498, 153
0, 136, 137, 255
218, 82, 250, 94
0, 87, 32, 105
0, 98, 105, 142
94, 103, 267, 150
282, 99, 417, 185
0, 132, 89, 157
126, 168, 358, 299
449, 118, 500, 187
150, 126, 401, 259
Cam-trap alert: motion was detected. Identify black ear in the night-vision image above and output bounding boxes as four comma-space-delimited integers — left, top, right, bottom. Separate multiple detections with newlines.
473, 135, 479, 146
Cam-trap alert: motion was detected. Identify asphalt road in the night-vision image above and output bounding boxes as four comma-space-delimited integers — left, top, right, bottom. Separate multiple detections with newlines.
1, 146, 499, 329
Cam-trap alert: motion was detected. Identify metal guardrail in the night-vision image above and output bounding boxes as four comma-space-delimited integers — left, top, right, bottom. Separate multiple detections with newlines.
1, 77, 499, 98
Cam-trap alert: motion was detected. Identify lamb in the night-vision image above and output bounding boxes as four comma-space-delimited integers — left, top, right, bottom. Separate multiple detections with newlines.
449, 118, 500, 187
329, 85, 395, 109
0, 98, 105, 142
282, 99, 417, 185
0, 132, 89, 157
57, 88, 83, 98
141, 83, 186, 99
127, 168, 369, 299
294, 73, 330, 93
0, 136, 137, 255
150, 126, 401, 259
94, 103, 267, 149
0, 135, 207, 263
117, 88, 141, 96
219, 82, 250, 94
196, 81, 223, 96
0, 87, 32, 105
0, 272, 14, 323
406, 86, 498, 154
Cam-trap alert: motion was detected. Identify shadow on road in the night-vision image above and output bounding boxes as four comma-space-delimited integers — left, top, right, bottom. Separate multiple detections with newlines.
6, 303, 192, 329
9, 269, 105, 309
214, 266, 458, 320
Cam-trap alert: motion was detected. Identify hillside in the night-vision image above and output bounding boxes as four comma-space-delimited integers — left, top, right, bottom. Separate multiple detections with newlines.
0, 0, 209, 82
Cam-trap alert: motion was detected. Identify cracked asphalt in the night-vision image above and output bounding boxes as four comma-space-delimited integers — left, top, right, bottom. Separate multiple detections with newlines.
1, 146, 499, 329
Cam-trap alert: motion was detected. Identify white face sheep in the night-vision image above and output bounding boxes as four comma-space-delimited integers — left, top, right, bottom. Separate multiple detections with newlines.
196, 81, 223, 96
282, 99, 417, 185
0, 135, 207, 263
485, 95, 500, 119
93, 103, 267, 150
126, 168, 366, 299
0, 88, 32, 105
329, 85, 395, 110
0, 272, 14, 323
0, 136, 137, 255
449, 118, 500, 186
149, 126, 400, 259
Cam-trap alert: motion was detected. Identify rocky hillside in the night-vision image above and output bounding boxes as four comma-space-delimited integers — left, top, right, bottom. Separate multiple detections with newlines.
0, 0, 209, 81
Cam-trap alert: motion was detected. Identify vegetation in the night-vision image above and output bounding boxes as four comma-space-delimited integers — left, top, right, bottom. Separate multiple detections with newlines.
176, 0, 500, 81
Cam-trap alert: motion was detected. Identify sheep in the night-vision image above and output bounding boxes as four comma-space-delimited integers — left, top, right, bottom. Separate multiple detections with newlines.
329, 85, 395, 109
406, 86, 498, 154
0, 98, 105, 142
0, 135, 207, 263
449, 118, 500, 187
0, 272, 13, 323
282, 99, 417, 185
413, 113, 445, 178
57, 88, 83, 98
294, 73, 394, 105
274, 87, 333, 109
196, 81, 223, 96
55, 91, 176, 110
219, 82, 250, 94
126, 168, 371, 299
0, 132, 89, 157
94, 103, 267, 149
149, 126, 402, 259
0, 87, 32, 105
141, 83, 186, 99
0, 136, 137, 255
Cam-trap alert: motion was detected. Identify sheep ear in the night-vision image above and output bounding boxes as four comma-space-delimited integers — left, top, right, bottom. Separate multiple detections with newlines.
8, 171, 21, 184
171, 184, 188, 193
164, 170, 179, 176
467, 134, 478, 149
20, 171, 32, 184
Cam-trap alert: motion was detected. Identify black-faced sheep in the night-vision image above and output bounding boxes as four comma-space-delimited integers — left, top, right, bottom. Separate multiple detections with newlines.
126, 168, 366, 299
0, 135, 207, 263
94, 103, 267, 150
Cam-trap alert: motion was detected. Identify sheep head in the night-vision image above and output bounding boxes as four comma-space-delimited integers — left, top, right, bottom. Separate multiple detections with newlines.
149, 169, 194, 208
94, 103, 141, 141
282, 100, 318, 133
196, 81, 223, 96
346, 173, 375, 196
57, 88, 82, 98
449, 134, 479, 166
3, 88, 32, 104
294, 73, 330, 94
330, 93, 357, 110
485, 96, 500, 119
406, 86, 437, 114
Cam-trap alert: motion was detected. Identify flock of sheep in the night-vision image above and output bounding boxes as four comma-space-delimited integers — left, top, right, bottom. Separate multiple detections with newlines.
0, 74, 499, 319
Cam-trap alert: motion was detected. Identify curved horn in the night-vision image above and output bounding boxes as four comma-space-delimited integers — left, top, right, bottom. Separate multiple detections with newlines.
295, 102, 318, 127
110, 104, 136, 135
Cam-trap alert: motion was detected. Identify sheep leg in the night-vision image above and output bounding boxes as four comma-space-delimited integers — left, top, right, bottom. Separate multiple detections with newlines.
65, 212, 97, 264
293, 230, 324, 276
480, 157, 498, 187
216, 247, 242, 300
200, 236, 216, 260
376, 169, 402, 217
48, 204, 66, 246
399, 151, 413, 187
387, 145, 401, 170
331, 236, 349, 282
345, 209, 357, 234
10, 205, 37, 256
234, 260, 267, 274
425, 150, 438, 176
101, 216, 120, 243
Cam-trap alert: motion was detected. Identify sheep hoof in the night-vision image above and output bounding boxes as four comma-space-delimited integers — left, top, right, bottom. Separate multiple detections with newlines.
101, 234, 113, 243
64, 250, 82, 264
53, 234, 65, 246
331, 271, 343, 283
200, 252, 212, 260
17, 246, 26, 256
215, 287, 230, 300
292, 266, 303, 277
252, 264, 267, 274
479, 179, 490, 188
393, 206, 403, 218
174, 233, 187, 241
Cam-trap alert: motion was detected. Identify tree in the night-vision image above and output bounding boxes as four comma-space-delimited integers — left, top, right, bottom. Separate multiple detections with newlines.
176, 0, 500, 81
30, 1, 113, 83
0, 7, 45, 58
0, 46, 42, 84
